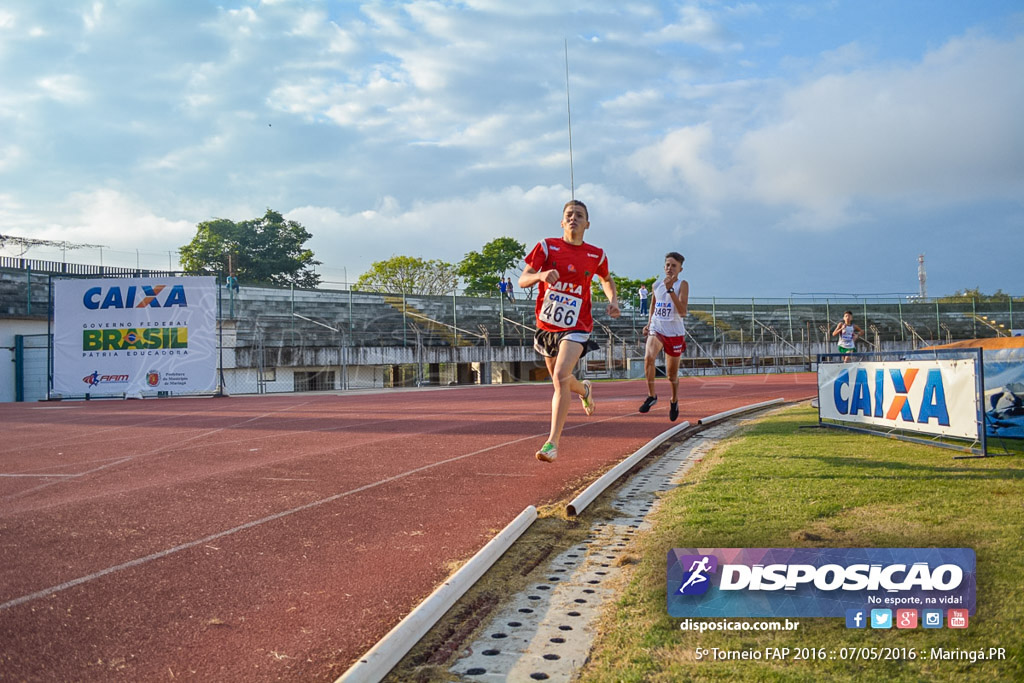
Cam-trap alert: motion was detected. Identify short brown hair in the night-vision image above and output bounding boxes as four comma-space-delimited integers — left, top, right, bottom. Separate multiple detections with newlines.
665, 251, 684, 264
563, 199, 588, 220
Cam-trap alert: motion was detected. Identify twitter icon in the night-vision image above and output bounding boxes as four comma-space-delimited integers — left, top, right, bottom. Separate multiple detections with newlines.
870, 609, 892, 629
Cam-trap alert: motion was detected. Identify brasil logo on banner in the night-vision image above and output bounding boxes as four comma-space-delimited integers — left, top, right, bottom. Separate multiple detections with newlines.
667, 548, 975, 618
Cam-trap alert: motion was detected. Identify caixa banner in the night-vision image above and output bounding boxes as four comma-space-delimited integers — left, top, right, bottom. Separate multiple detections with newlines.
667, 548, 975, 618
52, 276, 218, 397
817, 351, 983, 441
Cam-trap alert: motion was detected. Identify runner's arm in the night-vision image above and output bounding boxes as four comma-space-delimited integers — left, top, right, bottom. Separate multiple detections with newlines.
670, 279, 689, 316
519, 265, 558, 287
597, 272, 620, 318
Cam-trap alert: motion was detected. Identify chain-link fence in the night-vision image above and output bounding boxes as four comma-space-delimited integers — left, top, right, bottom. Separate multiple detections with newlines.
1, 262, 1020, 399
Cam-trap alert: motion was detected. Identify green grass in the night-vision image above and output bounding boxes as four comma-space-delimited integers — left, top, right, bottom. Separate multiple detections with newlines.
579, 406, 1024, 682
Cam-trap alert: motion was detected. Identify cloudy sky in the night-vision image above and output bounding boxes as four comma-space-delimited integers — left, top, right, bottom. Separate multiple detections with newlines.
1, 0, 1021, 298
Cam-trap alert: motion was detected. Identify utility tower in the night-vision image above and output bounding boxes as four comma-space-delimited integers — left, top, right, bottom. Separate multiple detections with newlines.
918, 254, 927, 300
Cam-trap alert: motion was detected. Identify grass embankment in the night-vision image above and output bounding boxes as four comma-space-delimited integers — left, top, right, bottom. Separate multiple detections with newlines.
581, 406, 1024, 682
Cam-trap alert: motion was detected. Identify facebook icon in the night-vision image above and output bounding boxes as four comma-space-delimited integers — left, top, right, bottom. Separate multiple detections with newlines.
845, 608, 867, 629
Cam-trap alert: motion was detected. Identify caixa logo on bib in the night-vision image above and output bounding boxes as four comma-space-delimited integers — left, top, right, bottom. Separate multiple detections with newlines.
667, 548, 975, 618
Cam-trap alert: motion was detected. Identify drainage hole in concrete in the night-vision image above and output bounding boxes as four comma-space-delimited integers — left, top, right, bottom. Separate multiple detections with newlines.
587, 580, 601, 584
583, 589, 596, 594
519, 608, 535, 613
482, 650, 500, 657
567, 611, 582, 617
543, 654, 561, 661
558, 625, 574, 631
507, 621, 522, 627
574, 598, 588, 604
465, 668, 487, 676
530, 673, 550, 680
491, 633, 508, 639
550, 637, 566, 644
528, 595, 542, 601
537, 585, 551, 590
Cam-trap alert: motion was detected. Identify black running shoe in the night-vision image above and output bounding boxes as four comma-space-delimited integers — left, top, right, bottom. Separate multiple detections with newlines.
669, 401, 679, 422
639, 395, 658, 413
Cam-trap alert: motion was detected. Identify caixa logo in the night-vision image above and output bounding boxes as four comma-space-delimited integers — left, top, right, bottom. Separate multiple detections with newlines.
833, 367, 950, 426
83, 284, 188, 310
82, 371, 130, 386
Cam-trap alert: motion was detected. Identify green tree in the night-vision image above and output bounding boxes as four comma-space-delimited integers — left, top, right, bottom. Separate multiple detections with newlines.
938, 288, 1020, 303
179, 209, 320, 287
458, 237, 526, 296
592, 271, 656, 304
355, 255, 459, 295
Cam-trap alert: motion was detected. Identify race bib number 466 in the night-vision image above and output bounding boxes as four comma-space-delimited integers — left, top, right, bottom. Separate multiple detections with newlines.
540, 290, 581, 328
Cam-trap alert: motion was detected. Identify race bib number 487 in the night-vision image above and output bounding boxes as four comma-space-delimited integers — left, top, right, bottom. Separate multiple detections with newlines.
540, 290, 581, 328
654, 301, 673, 319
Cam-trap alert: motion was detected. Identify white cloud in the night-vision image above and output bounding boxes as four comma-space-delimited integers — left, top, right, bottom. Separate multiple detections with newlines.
627, 123, 727, 201
646, 4, 741, 51
0, 144, 23, 171
36, 74, 89, 103
734, 33, 1024, 227
82, 1, 103, 32
628, 32, 1024, 231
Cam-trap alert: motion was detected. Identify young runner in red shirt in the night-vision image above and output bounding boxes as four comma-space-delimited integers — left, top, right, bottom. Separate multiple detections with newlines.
519, 200, 620, 462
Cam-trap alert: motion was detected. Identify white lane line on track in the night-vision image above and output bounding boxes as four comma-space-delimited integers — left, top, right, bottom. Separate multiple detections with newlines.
0, 409, 637, 612
0, 473, 79, 478
0, 403, 316, 502
0, 432, 542, 612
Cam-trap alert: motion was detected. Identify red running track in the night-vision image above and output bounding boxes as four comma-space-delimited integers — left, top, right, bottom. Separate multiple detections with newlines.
0, 374, 814, 681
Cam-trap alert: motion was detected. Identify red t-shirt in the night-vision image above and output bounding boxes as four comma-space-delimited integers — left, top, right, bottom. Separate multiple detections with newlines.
525, 237, 609, 333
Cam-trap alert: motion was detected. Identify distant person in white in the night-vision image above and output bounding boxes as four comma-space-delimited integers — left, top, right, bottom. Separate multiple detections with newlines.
639, 252, 689, 421
832, 310, 862, 361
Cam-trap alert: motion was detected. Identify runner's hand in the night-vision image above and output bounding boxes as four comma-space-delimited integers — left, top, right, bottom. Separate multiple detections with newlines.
606, 302, 621, 319
541, 269, 559, 284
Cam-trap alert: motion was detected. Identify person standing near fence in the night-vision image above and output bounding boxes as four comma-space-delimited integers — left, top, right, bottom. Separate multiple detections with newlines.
505, 277, 516, 304
832, 310, 862, 357
639, 252, 688, 421
639, 283, 649, 315
519, 199, 620, 463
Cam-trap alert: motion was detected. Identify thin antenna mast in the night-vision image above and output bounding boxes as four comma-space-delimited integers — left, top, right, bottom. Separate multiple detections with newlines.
564, 39, 575, 201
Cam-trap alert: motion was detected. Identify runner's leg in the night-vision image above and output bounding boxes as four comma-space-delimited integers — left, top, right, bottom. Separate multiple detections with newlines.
643, 334, 663, 398
545, 340, 585, 446
667, 353, 681, 402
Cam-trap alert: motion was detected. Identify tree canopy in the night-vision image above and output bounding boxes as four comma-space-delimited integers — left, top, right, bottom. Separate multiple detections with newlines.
592, 271, 656, 303
458, 237, 526, 296
179, 209, 320, 287
937, 288, 1021, 303
355, 255, 459, 296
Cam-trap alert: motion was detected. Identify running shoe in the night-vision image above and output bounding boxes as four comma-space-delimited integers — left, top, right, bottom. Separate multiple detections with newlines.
669, 401, 679, 422
536, 441, 558, 463
639, 395, 658, 413
580, 380, 596, 416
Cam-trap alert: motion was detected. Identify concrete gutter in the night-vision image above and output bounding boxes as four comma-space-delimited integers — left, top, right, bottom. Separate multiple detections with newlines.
337, 505, 538, 683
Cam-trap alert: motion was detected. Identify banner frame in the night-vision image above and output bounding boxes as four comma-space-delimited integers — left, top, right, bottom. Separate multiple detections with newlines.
816, 348, 987, 458
46, 272, 223, 400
